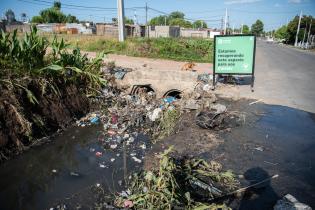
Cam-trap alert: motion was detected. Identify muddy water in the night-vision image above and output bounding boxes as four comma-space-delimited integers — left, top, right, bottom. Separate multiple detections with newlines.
207, 103, 315, 209
0, 125, 149, 210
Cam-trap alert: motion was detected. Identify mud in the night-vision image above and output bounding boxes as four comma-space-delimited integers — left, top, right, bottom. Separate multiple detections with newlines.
145, 99, 315, 209
0, 81, 90, 160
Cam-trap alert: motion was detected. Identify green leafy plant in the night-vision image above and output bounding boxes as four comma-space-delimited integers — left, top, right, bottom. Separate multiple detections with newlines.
115, 147, 237, 209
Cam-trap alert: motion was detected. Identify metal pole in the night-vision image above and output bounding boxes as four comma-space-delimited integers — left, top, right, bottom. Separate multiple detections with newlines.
307, 19, 312, 44
145, 2, 148, 37
117, 0, 125, 42
294, 11, 302, 47
224, 8, 227, 35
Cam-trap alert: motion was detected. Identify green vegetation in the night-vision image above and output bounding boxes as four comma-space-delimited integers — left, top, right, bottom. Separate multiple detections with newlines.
251, 19, 264, 36
48, 35, 214, 62
286, 15, 315, 44
150, 11, 192, 28
115, 147, 238, 209
242, 25, 250, 34
155, 109, 181, 140
0, 26, 105, 104
31, 1, 78, 23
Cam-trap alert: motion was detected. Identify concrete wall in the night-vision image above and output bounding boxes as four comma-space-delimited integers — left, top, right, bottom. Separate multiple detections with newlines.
37, 23, 93, 34
148, 26, 180, 38
180, 29, 208, 38
5, 24, 31, 33
96, 24, 142, 38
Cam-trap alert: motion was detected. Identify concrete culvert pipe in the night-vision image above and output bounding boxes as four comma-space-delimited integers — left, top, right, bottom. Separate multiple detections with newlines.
131, 85, 155, 95
163, 89, 182, 99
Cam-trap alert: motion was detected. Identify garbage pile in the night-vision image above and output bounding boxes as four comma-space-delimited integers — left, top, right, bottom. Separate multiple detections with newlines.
115, 147, 239, 209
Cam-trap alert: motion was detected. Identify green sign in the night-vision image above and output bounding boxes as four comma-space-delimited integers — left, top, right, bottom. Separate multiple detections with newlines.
214, 35, 256, 74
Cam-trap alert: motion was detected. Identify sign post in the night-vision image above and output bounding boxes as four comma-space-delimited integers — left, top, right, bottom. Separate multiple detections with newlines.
213, 35, 256, 91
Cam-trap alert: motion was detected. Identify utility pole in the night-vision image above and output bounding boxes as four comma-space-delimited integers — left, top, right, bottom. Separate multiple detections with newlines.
241, 23, 243, 34
307, 19, 312, 44
294, 11, 302, 47
164, 16, 166, 26
145, 2, 149, 37
224, 8, 227, 35
117, 0, 125, 42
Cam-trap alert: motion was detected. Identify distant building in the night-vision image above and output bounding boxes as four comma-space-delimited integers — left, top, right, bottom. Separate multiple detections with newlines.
96, 23, 144, 38
5, 22, 31, 33
37, 23, 94, 34
180, 28, 222, 39
147, 26, 180, 38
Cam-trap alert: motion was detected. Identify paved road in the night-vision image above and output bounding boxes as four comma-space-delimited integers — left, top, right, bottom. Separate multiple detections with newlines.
238, 41, 315, 113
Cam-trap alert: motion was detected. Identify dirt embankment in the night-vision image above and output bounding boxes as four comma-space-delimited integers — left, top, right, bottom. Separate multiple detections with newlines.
0, 81, 90, 159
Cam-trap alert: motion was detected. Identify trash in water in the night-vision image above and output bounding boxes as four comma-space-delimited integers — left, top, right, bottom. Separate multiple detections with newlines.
70, 172, 80, 177
110, 158, 115, 162
96, 183, 101, 187
274, 194, 312, 210
163, 97, 176, 104
196, 111, 225, 129
148, 108, 162, 122
99, 164, 106, 168
90, 116, 100, 124
139, 144, 146, 150
254, 146, 264, 152
110, 144, 118, 149
132, 156, 142, 163
52, 169, 57, 173
107, 130, 116, 136
95, 152, 103, 157
124, 200, 134, 208
89, 148, 95, 152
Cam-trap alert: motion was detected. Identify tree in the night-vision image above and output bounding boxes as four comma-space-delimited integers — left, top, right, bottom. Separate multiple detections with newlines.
31, 16, 43, 23
169, 18, 192, 28
150, 15, 168, 26
53, 1, 61, 10
21, 13, 27, 22
65, 14, 78, 23
242, 25, 250, 34
274, 25, 288, 40
5, 9, 16, 24
124, 17, 134, 25
251, 19, 264, 36
169, 11, 185, 19
286, 15, 315, 44
193, 20, 207, 29
31, 1, 78, 23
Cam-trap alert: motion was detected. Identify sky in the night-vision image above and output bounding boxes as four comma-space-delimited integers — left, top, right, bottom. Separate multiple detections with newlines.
1, 0, 315, 31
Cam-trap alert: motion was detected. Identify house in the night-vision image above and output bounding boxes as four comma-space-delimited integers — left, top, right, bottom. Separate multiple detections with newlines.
180, 28, 222, 38
96, 23, 145, 38
147, 26, 180, 38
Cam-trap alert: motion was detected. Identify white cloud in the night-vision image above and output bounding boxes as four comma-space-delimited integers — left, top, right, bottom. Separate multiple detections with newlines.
224, 0, 262, 4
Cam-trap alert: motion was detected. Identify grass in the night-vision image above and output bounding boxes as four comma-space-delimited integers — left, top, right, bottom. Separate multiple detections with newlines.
42, 34, 214, 63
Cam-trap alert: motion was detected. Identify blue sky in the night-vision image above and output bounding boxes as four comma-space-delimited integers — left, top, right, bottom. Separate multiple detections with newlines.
1, 0, 315, 31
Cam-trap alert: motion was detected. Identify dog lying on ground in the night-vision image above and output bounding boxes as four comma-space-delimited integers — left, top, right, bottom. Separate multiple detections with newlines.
181, 62, 196, 71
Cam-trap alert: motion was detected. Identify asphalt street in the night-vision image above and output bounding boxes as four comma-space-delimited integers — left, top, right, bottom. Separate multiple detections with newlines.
239, 41, 315, 113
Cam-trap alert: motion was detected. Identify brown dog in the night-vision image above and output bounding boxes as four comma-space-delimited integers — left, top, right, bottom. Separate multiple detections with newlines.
181, 62, 196, 71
